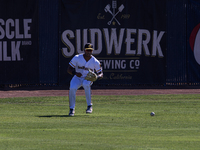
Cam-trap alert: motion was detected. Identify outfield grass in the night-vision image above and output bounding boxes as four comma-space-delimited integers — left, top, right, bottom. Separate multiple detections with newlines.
0, 94, 200, 150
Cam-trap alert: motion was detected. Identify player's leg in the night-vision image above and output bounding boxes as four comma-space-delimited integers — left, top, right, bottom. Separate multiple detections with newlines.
82, 80, 93, 113
69, 76, 82, 116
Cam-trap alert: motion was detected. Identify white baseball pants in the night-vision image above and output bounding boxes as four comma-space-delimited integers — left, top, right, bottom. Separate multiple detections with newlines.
69, 76, 93, 109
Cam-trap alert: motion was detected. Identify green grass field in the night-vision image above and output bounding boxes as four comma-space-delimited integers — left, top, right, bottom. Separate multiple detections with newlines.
0, 94, 200, 150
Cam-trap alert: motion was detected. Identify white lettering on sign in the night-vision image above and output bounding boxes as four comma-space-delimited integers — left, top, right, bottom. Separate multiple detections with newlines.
61, 28, 165, 58
99, 58, 140, 71
0, 18, 32, 61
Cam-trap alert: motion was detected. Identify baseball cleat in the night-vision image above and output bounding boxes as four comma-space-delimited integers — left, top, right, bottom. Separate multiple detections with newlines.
69, 109, 75, 116
86, 105, 93, 113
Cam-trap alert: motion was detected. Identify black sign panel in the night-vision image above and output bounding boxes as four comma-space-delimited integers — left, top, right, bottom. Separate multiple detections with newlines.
60, 0, 166, 85
187, 0, 200, 83
0, 0, 39, 84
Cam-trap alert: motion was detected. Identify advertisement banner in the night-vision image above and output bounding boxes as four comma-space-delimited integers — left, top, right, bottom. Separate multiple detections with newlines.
0, 0, 39, 84
60, 0, 166, 85
188, 0, 200, 83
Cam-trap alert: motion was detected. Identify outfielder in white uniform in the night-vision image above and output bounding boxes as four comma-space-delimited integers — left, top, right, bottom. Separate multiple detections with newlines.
67, 43, 103, 116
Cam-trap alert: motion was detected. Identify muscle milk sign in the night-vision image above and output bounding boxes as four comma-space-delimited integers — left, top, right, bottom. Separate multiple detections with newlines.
0, 18, 32, 61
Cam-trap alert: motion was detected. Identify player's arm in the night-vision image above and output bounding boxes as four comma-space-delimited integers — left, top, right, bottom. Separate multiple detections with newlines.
97, 71, 103, 80
67, 65, 75, 75
67, 65, 82, 77
95, 61, 103, 80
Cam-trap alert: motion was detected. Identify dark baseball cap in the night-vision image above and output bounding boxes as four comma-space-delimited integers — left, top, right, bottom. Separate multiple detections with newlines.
84, 43, 94, 50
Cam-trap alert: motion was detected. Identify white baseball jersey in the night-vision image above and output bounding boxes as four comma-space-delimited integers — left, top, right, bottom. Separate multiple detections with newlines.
69, 53, 102, 78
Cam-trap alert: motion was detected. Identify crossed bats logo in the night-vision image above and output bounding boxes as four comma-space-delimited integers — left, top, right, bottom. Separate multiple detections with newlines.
104, 0, 124, 25
190, 23, 200, 65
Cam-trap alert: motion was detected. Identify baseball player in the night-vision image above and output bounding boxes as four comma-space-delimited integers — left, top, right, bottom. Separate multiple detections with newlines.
67, 43, 103, 116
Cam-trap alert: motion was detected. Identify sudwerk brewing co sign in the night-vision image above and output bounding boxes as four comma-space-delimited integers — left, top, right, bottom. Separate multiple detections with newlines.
60, 0, 166, 84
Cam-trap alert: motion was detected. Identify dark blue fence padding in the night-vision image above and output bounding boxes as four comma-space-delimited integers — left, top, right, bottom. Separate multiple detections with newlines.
166, 0, 188, 85
39, 0, 59, 84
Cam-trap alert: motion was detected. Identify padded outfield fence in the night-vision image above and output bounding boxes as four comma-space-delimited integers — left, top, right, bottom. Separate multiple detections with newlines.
0, 0, 200, 88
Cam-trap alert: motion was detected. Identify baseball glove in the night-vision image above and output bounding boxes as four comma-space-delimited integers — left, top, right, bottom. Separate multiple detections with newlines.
85, 70, 97, 82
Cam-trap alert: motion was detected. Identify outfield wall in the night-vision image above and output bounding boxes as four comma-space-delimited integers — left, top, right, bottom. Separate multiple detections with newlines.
0, 0, 200, 87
